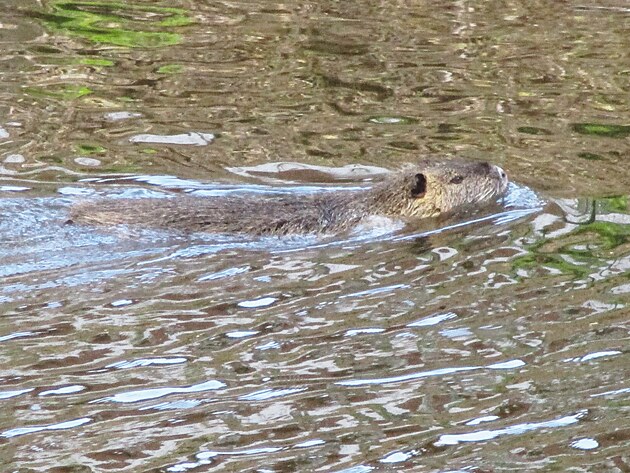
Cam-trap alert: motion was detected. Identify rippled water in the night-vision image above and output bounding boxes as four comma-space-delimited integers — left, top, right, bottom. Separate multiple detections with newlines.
2, 1, 630, 472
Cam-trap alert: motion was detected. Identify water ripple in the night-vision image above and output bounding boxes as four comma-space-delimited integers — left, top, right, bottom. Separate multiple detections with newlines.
434, 409, 589, 446
239, 388, 307, 401
93, 380, 226, 404
1, 417, 92, 439
337, 359, 525, 387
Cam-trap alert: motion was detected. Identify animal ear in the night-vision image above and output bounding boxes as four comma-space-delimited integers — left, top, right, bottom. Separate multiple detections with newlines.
410, 173, 427, 198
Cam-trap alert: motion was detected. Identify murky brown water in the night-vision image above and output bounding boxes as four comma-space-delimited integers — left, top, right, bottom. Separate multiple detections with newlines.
1, 1, 630, 472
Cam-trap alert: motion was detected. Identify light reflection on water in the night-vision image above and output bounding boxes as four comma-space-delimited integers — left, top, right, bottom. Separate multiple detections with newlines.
93, 380, 226, 404
1, 417, 92, 439
434, 409, 589, 447
336, 359, 525, 387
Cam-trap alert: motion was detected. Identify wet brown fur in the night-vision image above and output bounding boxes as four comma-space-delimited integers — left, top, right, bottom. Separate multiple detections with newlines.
71, 159, 508, 235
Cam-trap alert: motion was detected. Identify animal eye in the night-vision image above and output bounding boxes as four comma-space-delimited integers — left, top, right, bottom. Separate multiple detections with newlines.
449, 175, 464, 184
411, 173, 426, 197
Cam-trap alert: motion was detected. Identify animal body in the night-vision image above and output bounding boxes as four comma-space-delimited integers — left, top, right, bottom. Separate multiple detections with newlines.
71, 159, 509, 235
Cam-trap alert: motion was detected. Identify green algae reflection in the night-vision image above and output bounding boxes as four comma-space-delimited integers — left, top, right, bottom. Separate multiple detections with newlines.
42, 1, 194, 48
571, 123, 630, 138
517, 126, 552, 135
157, 64, 184, 74
78, 58, 114, 67
24, 84, 92, 100
513, 196, 630, 279
76, 143, 107, 155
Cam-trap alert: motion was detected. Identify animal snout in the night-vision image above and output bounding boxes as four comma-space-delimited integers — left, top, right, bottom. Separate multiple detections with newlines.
493, 165, 509, 190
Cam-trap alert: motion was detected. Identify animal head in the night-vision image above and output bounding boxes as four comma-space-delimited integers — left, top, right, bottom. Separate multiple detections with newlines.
374, 159, 509, 218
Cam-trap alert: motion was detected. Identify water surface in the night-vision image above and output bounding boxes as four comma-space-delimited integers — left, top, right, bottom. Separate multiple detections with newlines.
1, 1, 629, 471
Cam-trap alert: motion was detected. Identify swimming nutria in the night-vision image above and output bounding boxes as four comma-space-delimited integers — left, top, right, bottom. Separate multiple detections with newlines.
70, 159, 508, 235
